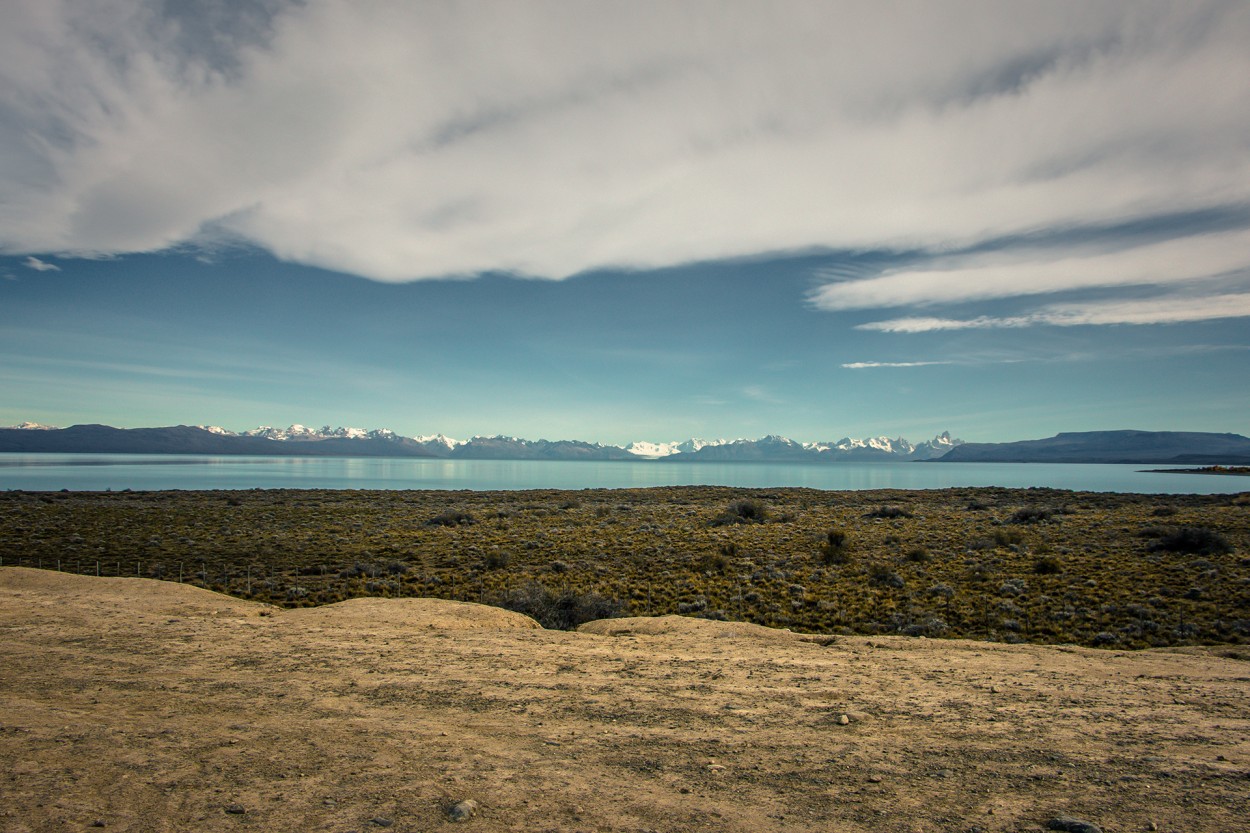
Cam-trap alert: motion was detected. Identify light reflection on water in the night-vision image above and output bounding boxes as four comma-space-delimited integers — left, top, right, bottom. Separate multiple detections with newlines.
0, 453, 1246, 494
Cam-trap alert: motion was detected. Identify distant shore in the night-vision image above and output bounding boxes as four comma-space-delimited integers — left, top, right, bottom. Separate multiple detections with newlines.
1147, 465, 1250, 476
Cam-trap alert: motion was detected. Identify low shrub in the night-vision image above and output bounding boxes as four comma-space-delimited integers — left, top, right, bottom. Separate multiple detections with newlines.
993, 529, 1024, 547
710, 498, 769, 526
819, 528, 852, 565
483, 550, 512, 570
1033, 554, 1063, 574
427, 510, 475, 527
1145, 526, 1231, 555
869, 563, 904, 588
499, 583, 622, 630
339, 561, 384, 579
1008, 506, 1062, 525
904, 546, 930, 563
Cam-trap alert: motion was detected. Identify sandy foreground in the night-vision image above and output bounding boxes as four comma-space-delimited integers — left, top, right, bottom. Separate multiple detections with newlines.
1, 567, 1246, 833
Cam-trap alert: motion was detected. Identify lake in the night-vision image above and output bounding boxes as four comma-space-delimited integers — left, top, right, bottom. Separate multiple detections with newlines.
0, 453, 1246, 493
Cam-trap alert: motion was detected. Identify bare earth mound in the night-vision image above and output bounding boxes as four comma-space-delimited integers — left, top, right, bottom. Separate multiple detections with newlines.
578, 614, 828, 645
282, 596, 541, 630
2, 567, 1247, 833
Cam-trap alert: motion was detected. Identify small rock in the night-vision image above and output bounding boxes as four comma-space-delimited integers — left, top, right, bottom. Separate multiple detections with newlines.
1048, 816, 1102, 833
1146, 823, 1158, 832
936, 769, 953, 778
837, 714, 850, 725
448, 799, 479, 822
89, 822, 106, 829
867, 774, 883, 783
224, 803, 246, 815
370, 817, 394, 827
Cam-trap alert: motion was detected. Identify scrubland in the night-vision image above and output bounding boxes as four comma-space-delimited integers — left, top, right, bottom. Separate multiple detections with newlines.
2, 485, 1247, 649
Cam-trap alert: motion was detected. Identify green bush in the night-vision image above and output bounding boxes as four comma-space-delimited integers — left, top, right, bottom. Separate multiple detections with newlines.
483, 550, 512, 570
1008, 506, 1062, 524
866, 505, 912, 519
819, 528, 852, 565
427, 510, 475, 527
499, 583, 622, 630
710, 498, 769, 526
1147, 526, 1231, 555
1033, 554, 1063, 574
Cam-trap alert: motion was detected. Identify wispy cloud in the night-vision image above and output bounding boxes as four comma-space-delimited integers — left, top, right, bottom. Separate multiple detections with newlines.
2, 2, 1248, 282
811, 229, 1250, 312
860, 292, 1250, 332
22, 256, 58, 272
841, 361, 952, 369
741, 385, 785, 404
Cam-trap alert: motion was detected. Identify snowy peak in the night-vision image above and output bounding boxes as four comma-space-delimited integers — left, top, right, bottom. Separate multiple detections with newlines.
242, 424, 400, 442
623, 440, 681, 458
623, 438, 735, 458
628, 432, 962, 461
414, 434, 464, 451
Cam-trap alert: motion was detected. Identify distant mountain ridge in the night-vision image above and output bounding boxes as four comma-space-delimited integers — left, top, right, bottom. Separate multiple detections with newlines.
10, 424, 1247, 464
0, 424, 441, 458
936, 430, 1250, 464
666, 432, 960, 462
0, 422, 962, 462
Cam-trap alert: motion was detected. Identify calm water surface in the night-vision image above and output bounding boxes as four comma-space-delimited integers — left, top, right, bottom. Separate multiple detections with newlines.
1, 453, 1246, 493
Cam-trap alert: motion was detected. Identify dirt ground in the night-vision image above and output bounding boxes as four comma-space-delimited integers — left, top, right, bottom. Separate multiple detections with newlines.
1, 566, 1247, 833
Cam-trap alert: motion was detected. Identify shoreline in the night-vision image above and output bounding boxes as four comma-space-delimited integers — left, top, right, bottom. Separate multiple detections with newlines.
1146, 465, 1250, 476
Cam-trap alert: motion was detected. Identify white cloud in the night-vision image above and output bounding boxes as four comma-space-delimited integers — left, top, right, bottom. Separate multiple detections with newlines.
22, 256, 59, 271
1, 1, 1248, 282
860, 292, 1250, 331
811, 228, 1250, 312
856, 317, 1030, 334
841, 361, 952, 369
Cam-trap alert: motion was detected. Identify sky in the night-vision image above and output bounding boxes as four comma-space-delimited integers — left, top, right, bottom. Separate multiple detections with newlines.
1, 0, 1248, 446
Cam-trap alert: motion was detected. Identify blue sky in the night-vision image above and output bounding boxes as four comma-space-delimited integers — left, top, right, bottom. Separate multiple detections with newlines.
2, 1, 1248, 445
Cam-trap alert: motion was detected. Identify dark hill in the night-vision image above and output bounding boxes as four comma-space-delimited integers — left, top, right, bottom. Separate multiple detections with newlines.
0, 425, 439, 458
936, 430, 1250, 464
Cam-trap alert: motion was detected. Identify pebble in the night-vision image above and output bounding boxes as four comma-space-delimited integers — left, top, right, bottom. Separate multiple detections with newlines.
867, 774, 883, 783
448, 799, 480, 822
837, 714, 850, 725
224, 803, 246, 815
1047, 816, 1102, 833
369, 817, 394, 828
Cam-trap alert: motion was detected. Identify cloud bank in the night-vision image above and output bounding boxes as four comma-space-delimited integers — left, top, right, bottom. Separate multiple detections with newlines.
2, 0, 1249, 291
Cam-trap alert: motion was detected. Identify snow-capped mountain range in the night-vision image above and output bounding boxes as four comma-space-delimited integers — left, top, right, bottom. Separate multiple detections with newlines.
226, 426, 961, 460
239, 424, 398, 442
2, 422, 962, 462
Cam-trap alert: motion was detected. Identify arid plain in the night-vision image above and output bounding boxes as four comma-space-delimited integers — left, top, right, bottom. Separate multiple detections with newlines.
1, 486, 1248, 832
